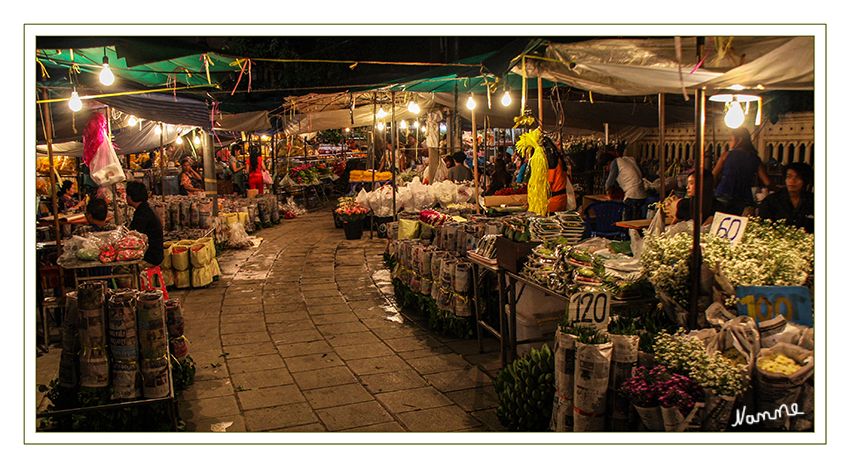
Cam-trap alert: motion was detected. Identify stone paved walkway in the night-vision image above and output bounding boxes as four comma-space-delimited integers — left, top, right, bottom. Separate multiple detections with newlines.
36, 204, 505, 433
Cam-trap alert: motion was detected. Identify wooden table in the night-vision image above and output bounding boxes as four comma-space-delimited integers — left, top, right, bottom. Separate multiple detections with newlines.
615, 218, 652, 230
467, 251, 509, 369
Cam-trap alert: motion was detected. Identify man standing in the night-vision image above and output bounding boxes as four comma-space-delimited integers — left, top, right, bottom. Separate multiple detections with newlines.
126, 181, 164, 269
605, 151, 647, 220
447, 151, 473, 182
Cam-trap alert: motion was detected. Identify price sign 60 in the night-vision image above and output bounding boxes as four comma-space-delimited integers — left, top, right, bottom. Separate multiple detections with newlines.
710, 212, 749, 246
568, 291, 611, 331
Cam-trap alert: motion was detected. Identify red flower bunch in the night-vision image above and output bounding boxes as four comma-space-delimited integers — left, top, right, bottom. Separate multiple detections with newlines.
494, 185, 527, 196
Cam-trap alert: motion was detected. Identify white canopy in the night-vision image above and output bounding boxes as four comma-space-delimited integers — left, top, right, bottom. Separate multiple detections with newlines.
523, 36, 814, 96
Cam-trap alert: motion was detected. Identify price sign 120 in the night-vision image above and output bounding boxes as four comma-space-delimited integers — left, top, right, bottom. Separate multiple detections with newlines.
709, 212, 749, 246
568, 290, 611, 331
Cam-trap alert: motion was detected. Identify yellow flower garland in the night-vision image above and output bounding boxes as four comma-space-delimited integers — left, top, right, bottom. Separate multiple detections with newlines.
516, 129, 550, 216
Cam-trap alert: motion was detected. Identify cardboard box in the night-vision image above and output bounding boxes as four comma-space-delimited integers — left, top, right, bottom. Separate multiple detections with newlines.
495, 236, 540, 273
484, 194, 528, 207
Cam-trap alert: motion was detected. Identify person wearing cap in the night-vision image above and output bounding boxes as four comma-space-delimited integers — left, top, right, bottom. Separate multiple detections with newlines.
179, 157, 204, 195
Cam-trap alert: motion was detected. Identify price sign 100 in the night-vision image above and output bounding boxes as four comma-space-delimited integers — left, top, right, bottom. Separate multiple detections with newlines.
568, 291, 611, 331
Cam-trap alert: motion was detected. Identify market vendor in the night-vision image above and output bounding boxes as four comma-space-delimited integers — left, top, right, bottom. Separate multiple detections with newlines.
57, 180, 87, 213
758, 162, 814, 233
247, 146, 265, 195
74, 197, 116, 236
126, 181, 164, 264
673, 169, 718, 227
179, 157, 205, 195
229, 143, 247, 197
604, 150, 646, 220
712, 127, 774, 216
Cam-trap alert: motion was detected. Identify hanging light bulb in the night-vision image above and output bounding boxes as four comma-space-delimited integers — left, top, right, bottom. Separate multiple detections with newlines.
376, 122, 385, 130
176, 134, 184, 144
399, 120, 407, 129
127, 115, 137, 126
376, 106, 388, 118
501, 90, 512, 107
466, 95, 476, 110
68, 90, 82, 112
413, 120, 420, 128
154, 124, 162, 135
724, 100, 745, 129
166, 124, 174, 132
193, 134, 201, 146
408, 98, 420, 114
99, 56, 115, 86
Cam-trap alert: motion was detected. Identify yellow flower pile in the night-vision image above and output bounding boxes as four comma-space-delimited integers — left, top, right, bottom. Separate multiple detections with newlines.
757, 353, 802, 375
721, 348, 748, 368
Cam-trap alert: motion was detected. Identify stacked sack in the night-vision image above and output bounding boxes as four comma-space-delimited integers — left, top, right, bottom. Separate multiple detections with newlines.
161, 237, 219, 289
189, 237, 219, 288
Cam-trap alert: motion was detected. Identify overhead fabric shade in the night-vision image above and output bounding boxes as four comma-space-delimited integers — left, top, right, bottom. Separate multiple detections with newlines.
36, 120, 183, 157
93, 93, 213, 129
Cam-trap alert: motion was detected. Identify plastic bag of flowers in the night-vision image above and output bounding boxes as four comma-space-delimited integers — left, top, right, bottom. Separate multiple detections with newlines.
653, 329, 748, 431
567, 325, 612, 432
706, 315, 761, 410
753, 342, 813, 430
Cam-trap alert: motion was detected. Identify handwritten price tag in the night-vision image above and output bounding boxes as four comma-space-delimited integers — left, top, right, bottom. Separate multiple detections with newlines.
709, 212, 749, 246
735, 286, 813, 327
568, 290, 611, 331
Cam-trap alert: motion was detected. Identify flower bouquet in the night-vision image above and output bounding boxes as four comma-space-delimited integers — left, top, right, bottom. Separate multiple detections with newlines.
654, 329, 748, 431
334, 202, 370, 222
288, 163, 319, 186
619, 365, 669, 431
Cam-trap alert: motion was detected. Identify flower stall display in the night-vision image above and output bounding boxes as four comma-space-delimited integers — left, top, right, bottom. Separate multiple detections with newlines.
335, 201, 370, 240
641, 217, 814, 325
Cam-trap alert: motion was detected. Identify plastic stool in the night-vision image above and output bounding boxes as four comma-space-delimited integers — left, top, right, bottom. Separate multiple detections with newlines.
141, 266, 169, 300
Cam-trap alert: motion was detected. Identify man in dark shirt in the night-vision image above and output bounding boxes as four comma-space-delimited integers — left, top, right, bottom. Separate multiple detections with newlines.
126, 180, 164, 267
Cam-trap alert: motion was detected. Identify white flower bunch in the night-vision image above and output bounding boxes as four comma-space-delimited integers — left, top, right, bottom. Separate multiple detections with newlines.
642, 217, 814, 308
654, 329, 747, 397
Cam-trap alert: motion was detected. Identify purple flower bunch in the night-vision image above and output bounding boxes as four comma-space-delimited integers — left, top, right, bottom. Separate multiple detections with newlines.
657, 372, 704, 416
621, 365, 704, 415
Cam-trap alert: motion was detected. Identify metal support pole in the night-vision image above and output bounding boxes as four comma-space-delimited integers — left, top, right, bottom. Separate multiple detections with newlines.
391, 92, 397, 219
203, 131, 218, 216
658, 93, 667, 228
472, 105, 479, 213
688, 89, 706, 329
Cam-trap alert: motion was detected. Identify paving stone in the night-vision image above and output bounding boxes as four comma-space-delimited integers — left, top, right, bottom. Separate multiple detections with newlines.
271, 328, 324, 345
277, 339, 333, 359
383, 335, 445, 353
220, 312, 265, 324
303, 383, 374, 410
264, 311, 310, 324
220, 331, 272, 347
243, 402, 320, 431
178, 395, 241, 421
222, 341, 280, 359
470, 408, 506, 431
237, 384, 306, 410
291, 366, 359, 391
267, 320, 318, 334
220, 303, 265, 314
323, 331, 382, 348
423, 367, 493, 393
226, 353, 286, 374
345, 355, 413, 376
219, 319, 268, 334
340, 421, 406, 432
444, 386, 500, 412
301, 288, 344, 300
314, 400, 394, 431
311, 312, 360, 325
230, 367, 294, 389
179, 377, 234, 401
305, 303, 353, 315
316, 321, 369, 336
333, 341, 396, 361
263, 301, 309, 314
395, 405, 484, 432
359, 369, 428, 394
405, 353, 473, 375
284, 352, 344, 373
375, 386, 454, 414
